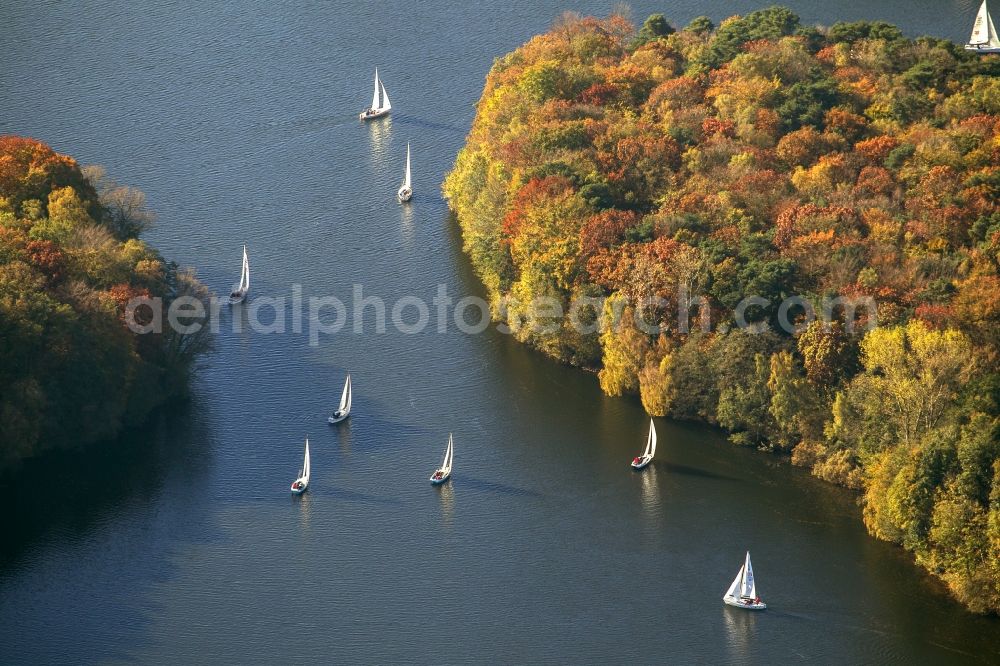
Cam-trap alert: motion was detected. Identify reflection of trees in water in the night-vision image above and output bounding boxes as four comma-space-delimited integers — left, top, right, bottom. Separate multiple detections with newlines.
0, 401, 215, 572
0, 403, 217, 653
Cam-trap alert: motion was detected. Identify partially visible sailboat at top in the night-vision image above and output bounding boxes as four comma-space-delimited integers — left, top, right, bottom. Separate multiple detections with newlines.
723, 551, 766, 610
430, 434, 453, 485
290, 438, 311, 495
631, 419, 657, 470
966, 1, 1000, 52
397, 142, 412, 203
328, 374, 352, 424
359, 68, 392, 120
229, 244, 250, 304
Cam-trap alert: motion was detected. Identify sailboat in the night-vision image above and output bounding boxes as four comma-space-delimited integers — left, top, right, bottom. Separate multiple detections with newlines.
723, 551, 767, 610
290, 438, 311, 495
430, 434, 454, 485
229, 244, 250, 304
359, 68, 392, 120
397, 142, 412, 203
328, 374, 352, 424
631, 419, 657, 470
966, 1, 1000, 52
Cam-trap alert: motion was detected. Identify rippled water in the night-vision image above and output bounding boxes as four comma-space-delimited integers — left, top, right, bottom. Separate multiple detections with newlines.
1, 1, 998, 663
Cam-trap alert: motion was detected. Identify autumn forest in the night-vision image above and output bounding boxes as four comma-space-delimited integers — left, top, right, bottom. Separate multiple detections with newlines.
0, 137, 211, 469
444, 7, 1000, 612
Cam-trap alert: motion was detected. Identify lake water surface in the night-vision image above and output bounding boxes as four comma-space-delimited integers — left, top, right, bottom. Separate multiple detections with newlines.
2, 1, 999, 663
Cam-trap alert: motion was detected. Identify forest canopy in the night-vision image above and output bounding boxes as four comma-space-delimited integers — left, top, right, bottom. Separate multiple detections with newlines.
0, 137, 211, 469
444, 8, 1000, 613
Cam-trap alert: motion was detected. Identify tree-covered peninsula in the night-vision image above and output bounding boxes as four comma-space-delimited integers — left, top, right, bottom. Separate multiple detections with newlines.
444, 8, 1000, 612
0, 137, 210, 470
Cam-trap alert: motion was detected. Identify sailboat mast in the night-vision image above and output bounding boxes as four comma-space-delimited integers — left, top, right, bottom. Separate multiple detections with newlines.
372, 69, 381, 110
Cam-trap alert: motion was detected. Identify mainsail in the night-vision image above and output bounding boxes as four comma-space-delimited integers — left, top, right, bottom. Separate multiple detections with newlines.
371, 69, 381, 110
339, 374, 352, 414
240, 245, 250, 292
403, 143, 411, 189
302, 439, 311, 483
442, 434, 453, 471
742, 552, 757, 599
969, 1, 1000, 47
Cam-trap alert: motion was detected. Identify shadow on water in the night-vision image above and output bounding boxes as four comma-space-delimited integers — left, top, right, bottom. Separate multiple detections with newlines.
0, 400, 217, 665
315, 406, 432, 456
456, 476, 543, 498
761, 608, 816, 622
656, 461, 739, 482
0, 401, 214, 572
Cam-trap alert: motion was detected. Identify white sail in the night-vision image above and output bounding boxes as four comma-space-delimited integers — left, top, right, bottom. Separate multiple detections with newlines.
969, 1, 1000, 46
971, 1, 990, 43
403, 143, 411, 189
742, 552, 757, 599
645, 419, 657, 458
380, 81, 391, 111
442, 434, 453, 472
304, 439, 311, 481
240, 244, 250, 292
725, 565, 743, 599
339, 374, 352, 414
371, 69, 381, 110
302, 438, 311, 483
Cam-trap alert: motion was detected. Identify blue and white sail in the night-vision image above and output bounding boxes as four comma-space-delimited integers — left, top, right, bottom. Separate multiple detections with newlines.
723, 551, 766, 610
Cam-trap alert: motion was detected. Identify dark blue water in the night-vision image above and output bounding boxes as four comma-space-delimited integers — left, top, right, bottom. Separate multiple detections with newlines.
2, 1, 998, 663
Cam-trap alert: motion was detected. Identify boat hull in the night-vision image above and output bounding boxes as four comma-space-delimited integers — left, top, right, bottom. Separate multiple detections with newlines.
723, 595, 766, 610
430, 471, 451, 485
397, 187, 412, 203
327, 411, 349, 424
965, 44, 1000, 52
229, 291, 247, 305
360, 108, 390, 120
631, 455, 653, 470
290, 483, 308, 495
